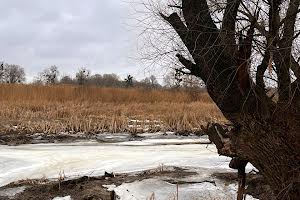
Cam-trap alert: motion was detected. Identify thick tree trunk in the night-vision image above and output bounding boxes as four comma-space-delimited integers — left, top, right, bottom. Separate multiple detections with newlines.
205, 115, 300, 199
180, 51, 300, 199
160, 0, 300, 198
236, 118, 300, 199
199, 57, 299, 199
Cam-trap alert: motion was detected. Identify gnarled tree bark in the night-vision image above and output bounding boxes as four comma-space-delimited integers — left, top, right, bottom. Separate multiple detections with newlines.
159, 0, 300, 199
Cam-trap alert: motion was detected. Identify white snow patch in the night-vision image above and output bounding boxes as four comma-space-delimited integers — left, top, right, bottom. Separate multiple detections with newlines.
103, 184, 116, 191
114, 179, 259, 200
118, 138, 210, 146
0, 186, 26, 199
52, 196, 72, 200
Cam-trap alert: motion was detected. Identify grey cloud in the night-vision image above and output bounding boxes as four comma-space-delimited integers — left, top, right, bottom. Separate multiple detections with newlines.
0, 0, 143, 81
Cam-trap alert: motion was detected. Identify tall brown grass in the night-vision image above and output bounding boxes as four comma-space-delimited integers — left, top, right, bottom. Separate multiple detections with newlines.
0, 84, 225, 134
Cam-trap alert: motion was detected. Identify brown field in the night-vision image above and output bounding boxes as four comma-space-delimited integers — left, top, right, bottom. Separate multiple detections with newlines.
0, 84, 225, 134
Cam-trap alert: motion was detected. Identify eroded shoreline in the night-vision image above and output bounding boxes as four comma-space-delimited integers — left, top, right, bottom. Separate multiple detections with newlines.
0, 166, 268, 200
0, 131, 209, 146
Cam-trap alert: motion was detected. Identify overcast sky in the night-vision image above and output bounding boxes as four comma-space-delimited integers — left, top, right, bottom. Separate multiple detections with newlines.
0, 0, 155, 82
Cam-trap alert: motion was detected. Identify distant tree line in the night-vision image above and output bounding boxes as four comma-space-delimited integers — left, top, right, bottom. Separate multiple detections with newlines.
0, 63, 204, 89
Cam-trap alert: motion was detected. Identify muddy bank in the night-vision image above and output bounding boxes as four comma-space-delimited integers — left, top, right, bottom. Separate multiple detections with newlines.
0, 131, 208, 146
1, 167, 194, 200
0, 167, 271, 200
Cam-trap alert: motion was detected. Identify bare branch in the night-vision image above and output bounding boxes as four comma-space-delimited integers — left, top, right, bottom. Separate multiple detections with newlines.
277, 0, 300, 102
221, 0, 242, 55
291, 56, 300, 80
256, 52, 270, 89
168, 5, 182, 9
175, 53, 207, 79
280, 0, 300, 48
181, 0, 220, 50
160, 12, 188, 43
160, 12, 195, 55
182, 0, 218, 31
176, 54, 196, 72
238, 9, 268, 37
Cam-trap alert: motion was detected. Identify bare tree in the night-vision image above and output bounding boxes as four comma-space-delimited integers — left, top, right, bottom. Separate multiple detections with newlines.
88, 74, 103, 86
147, 0, 300, 199
2, 64, 25, 83
125, 74, 134, 87
101, 74, 122, 87
60, 75, 75, 85
163, 70, 203, 89
39, 65, 59, 84
0, 62, 4, 83
181, 75, 204, 89
140, 75, 160, 88
140, 77, 152, 88
149, 75, 159, 87
163, 71, 181, 88
75, 68, 90, 85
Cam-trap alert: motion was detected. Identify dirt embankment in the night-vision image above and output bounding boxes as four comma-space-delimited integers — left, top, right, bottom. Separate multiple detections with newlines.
0, 167, 196, 200
0, 130, 97, 145
0, 167, 274, 200
0, 130, 209, 146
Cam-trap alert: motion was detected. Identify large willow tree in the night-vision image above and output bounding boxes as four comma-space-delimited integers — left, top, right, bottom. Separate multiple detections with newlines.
154, 0, 300, 199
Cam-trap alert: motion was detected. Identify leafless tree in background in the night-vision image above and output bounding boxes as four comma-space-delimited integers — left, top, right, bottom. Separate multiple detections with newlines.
1, 63, 25, 83
140, 0, 300, 199
60, 75, 75, 85
38, 65, 60, 85
100, 74, 122, 87
125, 74, 134, 87
140, 75, 160, 88
75, 68, 90, 85
0, 62, 4, 83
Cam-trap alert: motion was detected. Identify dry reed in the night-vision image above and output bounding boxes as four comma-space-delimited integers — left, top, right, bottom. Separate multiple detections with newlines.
0, 84, 225, 134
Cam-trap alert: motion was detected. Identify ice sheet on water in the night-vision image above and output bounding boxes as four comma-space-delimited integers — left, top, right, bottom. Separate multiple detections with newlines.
0, 139, 256, 187
113, 179, 259, 200
0, 141, 233, 187
117, 138, 210, 146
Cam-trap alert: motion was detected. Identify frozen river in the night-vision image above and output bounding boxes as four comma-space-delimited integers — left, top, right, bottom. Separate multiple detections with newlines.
0, 138, 231, 187
0, 137, 258, 199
